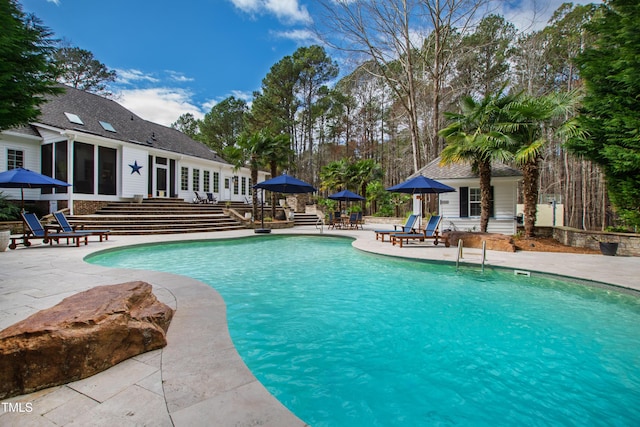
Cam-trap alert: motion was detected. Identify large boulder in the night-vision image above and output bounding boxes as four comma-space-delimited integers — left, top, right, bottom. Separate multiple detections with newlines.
0, 281, 173, 399
446, 231, 516, 252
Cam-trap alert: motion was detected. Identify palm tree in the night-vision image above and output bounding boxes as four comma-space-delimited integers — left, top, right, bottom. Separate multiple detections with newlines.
501, 91, 580, 238
227, 131, 269, 220
348, 159, 384, 214
319, 159, 351, 193
439, 93, 514, 232
261, 133, 293, 217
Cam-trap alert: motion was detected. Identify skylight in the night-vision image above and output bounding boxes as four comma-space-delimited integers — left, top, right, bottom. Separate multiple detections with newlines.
64, 112, 84, 125
99, 121, 117, 132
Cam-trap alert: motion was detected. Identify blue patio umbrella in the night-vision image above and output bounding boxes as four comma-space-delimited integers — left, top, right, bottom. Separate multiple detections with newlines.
328, 189, 365, 213
386, 175, 455, 227
328, 189, 365, 201
253, 174, 316, 233
0, 167, 71, 210
254, 173, 317, 194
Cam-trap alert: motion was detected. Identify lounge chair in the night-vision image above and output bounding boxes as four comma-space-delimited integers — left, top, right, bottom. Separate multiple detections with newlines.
53, 212, 111, 242
391, 215, 448, 248
374, 214, 418, 242
193, 192, 207, 203
206, 193, 218, 204
9, 212, 90, 249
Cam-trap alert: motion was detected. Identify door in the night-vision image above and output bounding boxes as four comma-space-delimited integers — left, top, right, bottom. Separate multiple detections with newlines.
156, 167, 167, 197
223, 177, 231, 200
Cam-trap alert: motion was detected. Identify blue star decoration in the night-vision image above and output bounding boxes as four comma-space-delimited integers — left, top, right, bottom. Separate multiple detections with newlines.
129, 160, 143, 175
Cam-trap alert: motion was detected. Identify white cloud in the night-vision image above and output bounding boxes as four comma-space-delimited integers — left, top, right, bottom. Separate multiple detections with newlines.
115, 68, 160, 85
166, 70, 195, 83
229, 90, 253, 102
272, 28, 319, 44
229, 0, 311, 24
492, 0, 603, 33
116, 88, 205, 126
46, 0, 60, 5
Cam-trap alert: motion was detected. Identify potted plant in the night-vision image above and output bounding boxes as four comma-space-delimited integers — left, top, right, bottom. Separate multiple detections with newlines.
0, 192, 21, 252
591, 235, 619, 256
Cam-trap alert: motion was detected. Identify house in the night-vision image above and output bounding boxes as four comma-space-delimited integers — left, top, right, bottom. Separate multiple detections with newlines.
412, 157, 522, 235
0, 86, 266, 214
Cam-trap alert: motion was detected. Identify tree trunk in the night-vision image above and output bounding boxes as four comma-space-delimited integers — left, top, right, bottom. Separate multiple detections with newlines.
478, 160, 492, 233
251, 164, 259, 220
522, 160, 540, 238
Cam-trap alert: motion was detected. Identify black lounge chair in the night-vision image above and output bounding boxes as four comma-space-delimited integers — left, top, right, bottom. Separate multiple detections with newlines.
193, 192, 207, 203
206, 192, 218, 204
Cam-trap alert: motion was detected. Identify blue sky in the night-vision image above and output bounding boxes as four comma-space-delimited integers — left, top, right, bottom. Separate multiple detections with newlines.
21, 0, 598, 127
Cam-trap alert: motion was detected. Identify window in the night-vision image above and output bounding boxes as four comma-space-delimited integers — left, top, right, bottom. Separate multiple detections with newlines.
469, 188, 481, 217
203, 171, 210, 192
248, 178, 252, 196
156, 156, 167, 165
7, 149, 23, 169
192, 168, 200, 191
233, 176, 239, 195
41, 145, 53, 194
98, 147, 117, 195
241, 177, 247, 195
180, 167, 189, 191
213, 172, 219, 192
99, 121, 117, 133
73, 142, 94, 194
64, 112, 83, 125
55, 142, 68, 193
460, 186, 494, 218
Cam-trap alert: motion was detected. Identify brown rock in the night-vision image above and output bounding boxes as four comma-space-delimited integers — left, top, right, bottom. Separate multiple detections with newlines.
447, 231, 516, 252
0, 281, 173, 399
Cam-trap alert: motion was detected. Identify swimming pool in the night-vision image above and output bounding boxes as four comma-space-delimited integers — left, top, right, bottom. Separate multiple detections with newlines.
87, 235, 640, 426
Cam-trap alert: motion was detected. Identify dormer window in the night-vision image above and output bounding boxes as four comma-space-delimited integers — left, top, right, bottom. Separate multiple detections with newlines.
99, 121, 116, 132
64, 112, 84, 125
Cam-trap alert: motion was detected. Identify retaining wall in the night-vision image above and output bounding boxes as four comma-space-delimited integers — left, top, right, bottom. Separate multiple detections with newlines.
553, 226, 640, 257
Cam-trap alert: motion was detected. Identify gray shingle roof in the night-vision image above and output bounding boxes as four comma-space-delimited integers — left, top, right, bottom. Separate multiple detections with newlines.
31, 85, 228, 164
411, 157, 522, 180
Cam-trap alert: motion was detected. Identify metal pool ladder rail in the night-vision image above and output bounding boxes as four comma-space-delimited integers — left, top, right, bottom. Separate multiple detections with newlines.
456, 239, 487, 273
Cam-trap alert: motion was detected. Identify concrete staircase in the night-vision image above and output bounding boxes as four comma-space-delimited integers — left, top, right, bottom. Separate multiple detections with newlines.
293, 213, 321, 227
66, 199, 252, 235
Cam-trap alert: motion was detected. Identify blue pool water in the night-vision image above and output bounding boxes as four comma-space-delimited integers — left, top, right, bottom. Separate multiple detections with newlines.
87, 235, 640, 426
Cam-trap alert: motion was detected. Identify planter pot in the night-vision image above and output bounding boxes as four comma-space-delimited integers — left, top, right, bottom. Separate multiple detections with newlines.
599, 242, 618, 256
133, 195, 144, 204
0, 229, 10, 252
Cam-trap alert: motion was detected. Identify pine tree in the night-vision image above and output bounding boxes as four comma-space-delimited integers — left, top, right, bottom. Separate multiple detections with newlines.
0, 0, 62, 130
568, 0, 640, 227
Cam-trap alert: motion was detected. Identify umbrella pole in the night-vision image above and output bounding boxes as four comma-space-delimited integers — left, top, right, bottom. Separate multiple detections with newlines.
255, 188, 271, 234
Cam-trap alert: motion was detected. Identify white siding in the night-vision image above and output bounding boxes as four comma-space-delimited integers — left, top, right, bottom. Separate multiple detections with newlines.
437, 177, 518, 235
121, 146, 148, 198
0, 134, 42, 201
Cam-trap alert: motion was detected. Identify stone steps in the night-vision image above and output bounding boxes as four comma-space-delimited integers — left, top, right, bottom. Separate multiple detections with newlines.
66, 199, 249, 235
293, 213, 321, 226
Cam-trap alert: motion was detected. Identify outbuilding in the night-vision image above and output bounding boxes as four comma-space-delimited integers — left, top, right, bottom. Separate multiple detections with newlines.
412, 157, 522, 235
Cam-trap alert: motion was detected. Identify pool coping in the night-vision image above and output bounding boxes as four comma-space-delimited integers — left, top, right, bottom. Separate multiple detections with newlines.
1, 224, 639, 425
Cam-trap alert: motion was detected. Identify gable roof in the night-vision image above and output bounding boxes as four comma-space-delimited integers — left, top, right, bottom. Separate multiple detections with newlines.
31, 85, 228, 164
411, 157, 522, 180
